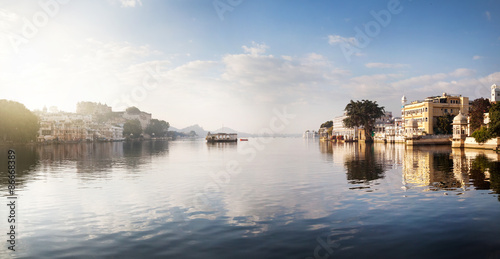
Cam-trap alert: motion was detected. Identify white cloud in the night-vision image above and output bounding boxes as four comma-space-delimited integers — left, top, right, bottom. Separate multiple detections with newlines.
473, 55, 483, 60
342, 73, 402, 99
486, 11, 491, 21
449, 68, 476, 77
365, 63, 410, 69
390, 69, 489, 103
118, 0, 143, 7
242, 42, 269, 56
327, 34, 356, 45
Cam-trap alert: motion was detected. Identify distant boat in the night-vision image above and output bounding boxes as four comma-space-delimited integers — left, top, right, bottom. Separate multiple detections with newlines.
206, 132, 237, 143
240, 138, 248, 141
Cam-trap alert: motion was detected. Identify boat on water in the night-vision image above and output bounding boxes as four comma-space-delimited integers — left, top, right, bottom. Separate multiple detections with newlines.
206, 132, 237, 143
240, 138, 248, 141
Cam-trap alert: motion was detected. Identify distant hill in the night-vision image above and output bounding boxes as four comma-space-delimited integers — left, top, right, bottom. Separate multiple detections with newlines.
168, 126, 180, 132
211, 127, 252, 137
177, 124, 208, 137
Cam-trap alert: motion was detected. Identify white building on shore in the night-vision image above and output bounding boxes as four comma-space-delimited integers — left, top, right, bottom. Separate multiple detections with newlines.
332, 113, 358, 140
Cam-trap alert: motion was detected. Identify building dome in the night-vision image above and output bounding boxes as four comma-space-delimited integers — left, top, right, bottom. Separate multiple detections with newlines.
401, 95, 407, 102
492, 84, 498, 90
453, 112, 467, 124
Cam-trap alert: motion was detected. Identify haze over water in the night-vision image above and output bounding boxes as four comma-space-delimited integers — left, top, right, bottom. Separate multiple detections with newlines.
1, 138, 500, 258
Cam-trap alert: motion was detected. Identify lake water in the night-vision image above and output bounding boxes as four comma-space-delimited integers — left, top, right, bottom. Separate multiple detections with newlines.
1, 138, 500, 258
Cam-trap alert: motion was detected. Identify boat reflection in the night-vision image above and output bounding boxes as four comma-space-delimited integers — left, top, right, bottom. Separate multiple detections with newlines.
206, 142, 238, 150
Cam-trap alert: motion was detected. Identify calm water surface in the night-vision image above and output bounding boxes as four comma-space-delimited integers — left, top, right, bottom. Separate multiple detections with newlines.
1, 138, 500, 258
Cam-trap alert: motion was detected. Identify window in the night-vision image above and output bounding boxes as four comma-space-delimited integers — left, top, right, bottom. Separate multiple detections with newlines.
450, 109, 453, 113
444, 109, 448, 113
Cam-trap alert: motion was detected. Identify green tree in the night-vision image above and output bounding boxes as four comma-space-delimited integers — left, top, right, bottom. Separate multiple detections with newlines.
487, 102, 500, 138
343, 100, 385, 142
469, 98, 491, 133
144, 119, 169, 137
472, 102, 500, 143
435, 114, 454, 134
123, 119, 142, 138
126, 106, 141, 114
471, 127, 491, 143
0, 100, 39, 143
320, 120, 333, 128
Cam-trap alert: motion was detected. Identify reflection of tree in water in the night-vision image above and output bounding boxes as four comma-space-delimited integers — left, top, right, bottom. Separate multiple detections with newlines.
469, 155, 491, 190
36, 143, 121, 177
490, 164, 500, 202
0, 145, 39, 192
431, 153, 461, 189
123, 140, 169, 169
0, 141, 171, 187
344, 143, 386, 183
470, 154, 500, 201
148, 140, 169, 156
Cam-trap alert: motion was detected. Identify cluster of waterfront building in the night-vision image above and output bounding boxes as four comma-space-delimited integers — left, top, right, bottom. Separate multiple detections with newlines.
318, 84, 500, 149
35, 102, 152, 143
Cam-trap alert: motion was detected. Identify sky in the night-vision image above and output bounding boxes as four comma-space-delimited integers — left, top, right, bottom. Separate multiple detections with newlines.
0, 0, 499, 134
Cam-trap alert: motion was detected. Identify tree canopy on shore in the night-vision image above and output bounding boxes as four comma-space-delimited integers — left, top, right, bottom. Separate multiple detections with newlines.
145, 119, 169, 137
320, 120, 333, 128
472, 102, 500, 143
435, 114, 454, 135
470, 98, 491, 133
123, 119, 142, 138
343, 100, 385, 142
0, 100, 39, 143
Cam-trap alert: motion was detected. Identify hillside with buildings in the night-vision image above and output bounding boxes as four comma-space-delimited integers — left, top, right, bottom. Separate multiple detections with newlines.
35, 102, 159, 143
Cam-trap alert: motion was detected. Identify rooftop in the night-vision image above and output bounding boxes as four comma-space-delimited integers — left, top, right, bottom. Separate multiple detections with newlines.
406, 93, 465, 105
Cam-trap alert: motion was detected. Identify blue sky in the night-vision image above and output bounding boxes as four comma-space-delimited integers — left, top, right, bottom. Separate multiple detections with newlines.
0, 0, 499, 133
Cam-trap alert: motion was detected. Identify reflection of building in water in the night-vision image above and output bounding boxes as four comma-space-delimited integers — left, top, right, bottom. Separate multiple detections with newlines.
450, 148, 471, 190
403, 146, 500, 195
319, 140, 333, 154
402, 146, 467, 190
36, 141, 169, 175
403, 148, 432, 188
403, 146, 477, 191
